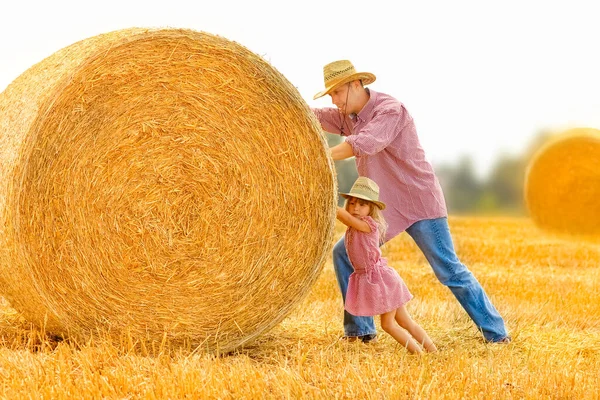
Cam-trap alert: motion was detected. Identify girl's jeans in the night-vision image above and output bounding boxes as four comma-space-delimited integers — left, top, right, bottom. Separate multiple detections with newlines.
333, 217, 508, 342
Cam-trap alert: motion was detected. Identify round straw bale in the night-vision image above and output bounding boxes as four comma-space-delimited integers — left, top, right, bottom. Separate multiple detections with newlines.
0, 28, 336, 352
524, 127, 600, 235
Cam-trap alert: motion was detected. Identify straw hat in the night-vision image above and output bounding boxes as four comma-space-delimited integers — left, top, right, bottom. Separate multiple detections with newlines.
313, 60, 376, 100
340, 176, 386, 210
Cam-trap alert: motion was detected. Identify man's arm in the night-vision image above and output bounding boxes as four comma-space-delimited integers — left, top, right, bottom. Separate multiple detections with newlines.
330, 141, 354, 161
344, 109, 405, 157
312, 107, 352, 136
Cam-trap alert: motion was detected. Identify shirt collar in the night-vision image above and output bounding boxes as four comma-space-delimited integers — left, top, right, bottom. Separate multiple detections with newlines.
355, 88, 377, 123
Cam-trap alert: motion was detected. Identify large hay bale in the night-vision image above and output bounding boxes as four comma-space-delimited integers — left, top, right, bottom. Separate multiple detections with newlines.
524, 127, 600, 235
0, 28, 336, 352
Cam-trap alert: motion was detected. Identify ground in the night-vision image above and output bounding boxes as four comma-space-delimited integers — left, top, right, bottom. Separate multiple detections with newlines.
0, 216, 598, 398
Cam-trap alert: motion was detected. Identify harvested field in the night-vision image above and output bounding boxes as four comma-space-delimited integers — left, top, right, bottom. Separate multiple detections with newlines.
0, 216, 598, 399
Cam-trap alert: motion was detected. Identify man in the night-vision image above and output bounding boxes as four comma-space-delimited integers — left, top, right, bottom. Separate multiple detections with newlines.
312, 60, 510, 343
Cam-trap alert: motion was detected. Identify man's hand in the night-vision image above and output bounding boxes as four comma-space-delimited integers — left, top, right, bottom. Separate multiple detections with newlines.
330, 141, 354, 161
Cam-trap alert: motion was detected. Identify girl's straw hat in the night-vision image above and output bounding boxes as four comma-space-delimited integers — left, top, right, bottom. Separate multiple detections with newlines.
313, 60, 376, 100
340, 176, 386, 210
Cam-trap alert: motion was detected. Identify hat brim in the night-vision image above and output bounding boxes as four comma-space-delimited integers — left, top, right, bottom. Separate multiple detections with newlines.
313, 72, 376, 100
340, 192, 386, 210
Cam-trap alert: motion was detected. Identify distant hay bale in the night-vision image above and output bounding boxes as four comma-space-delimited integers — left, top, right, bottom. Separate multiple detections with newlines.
0, 28, 336, 352
524, 127, 600, 236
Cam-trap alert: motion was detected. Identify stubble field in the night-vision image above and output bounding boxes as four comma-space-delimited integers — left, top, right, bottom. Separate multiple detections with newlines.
0, 216, 598, 399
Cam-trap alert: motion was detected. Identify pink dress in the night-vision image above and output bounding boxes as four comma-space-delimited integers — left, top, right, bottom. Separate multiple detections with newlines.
344, 216, 413, 316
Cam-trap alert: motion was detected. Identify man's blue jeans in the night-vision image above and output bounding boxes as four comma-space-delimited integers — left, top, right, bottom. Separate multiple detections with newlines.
332, 217, 508, 342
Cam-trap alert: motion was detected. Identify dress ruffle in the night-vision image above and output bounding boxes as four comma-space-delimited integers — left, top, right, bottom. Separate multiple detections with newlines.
344, 216, 413, 316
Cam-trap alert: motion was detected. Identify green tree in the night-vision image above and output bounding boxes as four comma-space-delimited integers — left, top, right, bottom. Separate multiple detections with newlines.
481, 154, 526, 214
436, 156, 482, 213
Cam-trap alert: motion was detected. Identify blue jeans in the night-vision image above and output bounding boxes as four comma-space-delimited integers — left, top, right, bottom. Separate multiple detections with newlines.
332, 217, 508, 342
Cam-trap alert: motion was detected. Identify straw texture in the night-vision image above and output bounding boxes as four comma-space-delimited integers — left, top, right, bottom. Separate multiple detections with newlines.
524, 127, 600, 235
0, 28, 336, 352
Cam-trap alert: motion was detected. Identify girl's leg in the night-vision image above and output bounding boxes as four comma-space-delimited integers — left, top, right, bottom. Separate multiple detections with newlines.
395, 306, 437, 352
380, 311, 422, 354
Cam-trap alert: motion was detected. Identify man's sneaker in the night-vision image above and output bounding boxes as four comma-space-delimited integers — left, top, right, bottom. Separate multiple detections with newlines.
489, 336, 511, 344
340, 334, 377, 343
360, 334, 378, 343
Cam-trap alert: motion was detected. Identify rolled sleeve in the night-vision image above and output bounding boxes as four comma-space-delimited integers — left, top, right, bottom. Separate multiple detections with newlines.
312, 107, 353, 136
346, 110, 405, 156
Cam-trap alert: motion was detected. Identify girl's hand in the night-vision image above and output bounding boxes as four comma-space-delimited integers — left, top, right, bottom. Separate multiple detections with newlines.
336, 207, 371, 232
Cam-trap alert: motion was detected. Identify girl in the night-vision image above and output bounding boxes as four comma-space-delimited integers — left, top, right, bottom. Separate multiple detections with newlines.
337, 177, 437, 354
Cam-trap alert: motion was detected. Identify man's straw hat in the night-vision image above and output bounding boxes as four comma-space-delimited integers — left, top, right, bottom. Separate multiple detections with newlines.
340, 176, 386, 210
313, 60, 376, 100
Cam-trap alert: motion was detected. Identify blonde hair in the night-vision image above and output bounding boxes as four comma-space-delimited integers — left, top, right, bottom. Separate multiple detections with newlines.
344, 196, 388, 243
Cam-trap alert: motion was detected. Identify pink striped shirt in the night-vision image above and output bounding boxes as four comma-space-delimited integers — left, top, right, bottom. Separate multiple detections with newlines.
313, 89, 447, 241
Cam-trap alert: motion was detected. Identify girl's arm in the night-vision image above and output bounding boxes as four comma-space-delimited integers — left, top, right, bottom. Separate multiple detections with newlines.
336, 207, 372, 233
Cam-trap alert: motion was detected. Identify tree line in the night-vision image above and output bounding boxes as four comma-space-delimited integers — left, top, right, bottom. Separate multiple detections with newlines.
327, 131, 551, 215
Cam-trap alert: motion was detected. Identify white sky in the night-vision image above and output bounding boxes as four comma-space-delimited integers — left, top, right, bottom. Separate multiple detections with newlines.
1, 0, 599, 177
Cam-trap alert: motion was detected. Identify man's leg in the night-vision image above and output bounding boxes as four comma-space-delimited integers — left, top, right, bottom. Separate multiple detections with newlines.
405, 218, 509, 342
332, 237, 376, 339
